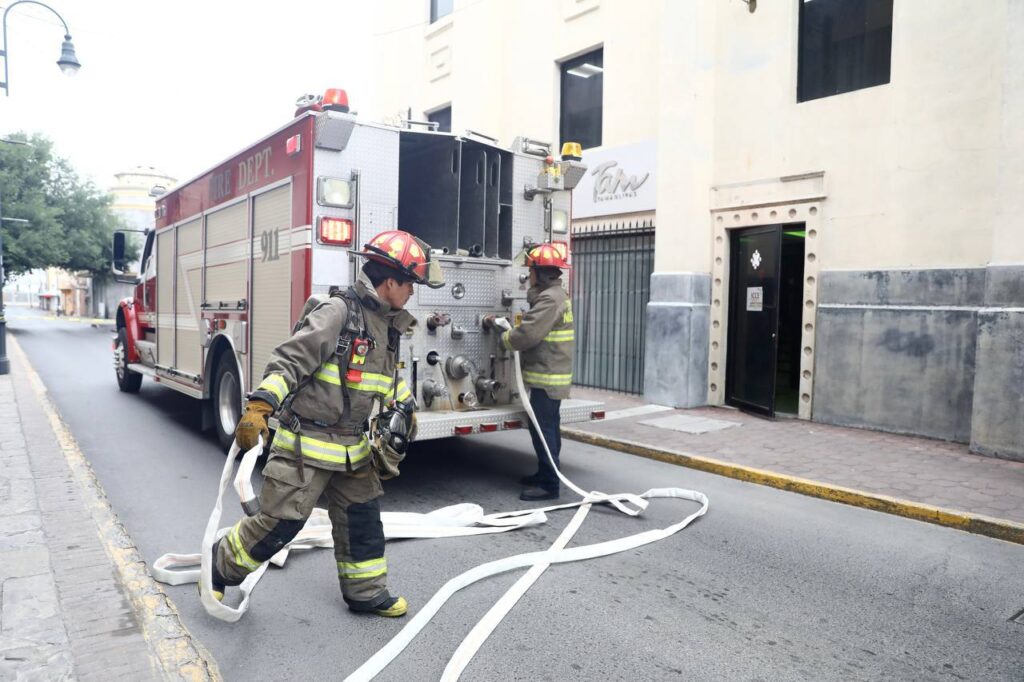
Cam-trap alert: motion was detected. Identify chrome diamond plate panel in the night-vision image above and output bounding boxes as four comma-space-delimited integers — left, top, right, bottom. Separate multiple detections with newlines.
414, 398, 604, 440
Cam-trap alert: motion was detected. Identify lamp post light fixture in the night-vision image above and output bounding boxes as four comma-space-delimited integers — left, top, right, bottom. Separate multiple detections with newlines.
0, 1, 81, 96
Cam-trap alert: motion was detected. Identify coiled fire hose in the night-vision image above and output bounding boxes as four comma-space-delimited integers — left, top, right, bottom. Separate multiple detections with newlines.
153, 349, 709, 677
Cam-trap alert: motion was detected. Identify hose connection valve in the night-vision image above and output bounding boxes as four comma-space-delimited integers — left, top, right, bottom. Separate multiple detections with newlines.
421, 379, 448, 408
426, 313, 451, 331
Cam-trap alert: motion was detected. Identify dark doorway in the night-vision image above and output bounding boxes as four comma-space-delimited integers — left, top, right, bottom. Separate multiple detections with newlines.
725, 224, 805, 417
775, 228, 806, 415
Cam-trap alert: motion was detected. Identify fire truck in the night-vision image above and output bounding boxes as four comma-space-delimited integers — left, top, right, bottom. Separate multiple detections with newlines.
111, 88, 604, 450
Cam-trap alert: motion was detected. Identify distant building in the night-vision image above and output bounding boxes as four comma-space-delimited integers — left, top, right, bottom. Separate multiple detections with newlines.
91, 166, 177, 318
110, 166, 176, 230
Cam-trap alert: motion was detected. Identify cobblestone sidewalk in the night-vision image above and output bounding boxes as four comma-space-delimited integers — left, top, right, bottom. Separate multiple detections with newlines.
0, 339, 217, 680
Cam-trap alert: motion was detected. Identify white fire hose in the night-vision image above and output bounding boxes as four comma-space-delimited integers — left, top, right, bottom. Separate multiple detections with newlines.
153, 346, 709, 677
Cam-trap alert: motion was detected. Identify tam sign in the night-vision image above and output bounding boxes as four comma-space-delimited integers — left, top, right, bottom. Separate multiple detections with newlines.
572, 140, 656, 219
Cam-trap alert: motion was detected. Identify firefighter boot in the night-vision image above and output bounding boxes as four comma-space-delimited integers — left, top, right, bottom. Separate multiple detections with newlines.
198, 541, 227, 602
347, 592, 409, 618
519, 486, 560, 502
519, 472, 542, 486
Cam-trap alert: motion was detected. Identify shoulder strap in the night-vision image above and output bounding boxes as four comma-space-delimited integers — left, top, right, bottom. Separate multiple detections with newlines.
331, 287, 364, 357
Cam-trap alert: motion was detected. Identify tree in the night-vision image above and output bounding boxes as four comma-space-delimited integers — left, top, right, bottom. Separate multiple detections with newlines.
48, 156, 127, 281
0, 132, 133, 282
0, 134, 66, 280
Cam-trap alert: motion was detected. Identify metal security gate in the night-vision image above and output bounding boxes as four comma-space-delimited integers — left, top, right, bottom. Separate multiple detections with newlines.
571, 221, 654, 393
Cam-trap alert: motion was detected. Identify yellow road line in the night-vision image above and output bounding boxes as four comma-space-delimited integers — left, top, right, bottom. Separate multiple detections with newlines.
563, 427, 1024, 546
10, 337, 221, 681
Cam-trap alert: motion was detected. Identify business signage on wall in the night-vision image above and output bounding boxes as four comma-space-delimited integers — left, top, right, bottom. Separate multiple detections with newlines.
571, 139, 656, 219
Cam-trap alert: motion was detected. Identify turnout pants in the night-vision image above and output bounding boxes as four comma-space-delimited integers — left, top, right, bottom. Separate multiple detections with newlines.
213, 454, 390, 607
528, 388, 562, 492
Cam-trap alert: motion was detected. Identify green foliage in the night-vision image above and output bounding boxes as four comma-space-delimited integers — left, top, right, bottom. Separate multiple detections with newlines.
0, 132, 135, 282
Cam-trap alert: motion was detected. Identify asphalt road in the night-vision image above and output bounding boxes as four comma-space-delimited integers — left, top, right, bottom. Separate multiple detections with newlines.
9, 307, 1024, 681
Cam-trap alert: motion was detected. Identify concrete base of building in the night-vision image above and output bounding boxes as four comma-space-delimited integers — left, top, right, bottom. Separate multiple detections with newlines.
643, 272, 710, 408
969, 266, 1024, 461
813, 265, 1024, 461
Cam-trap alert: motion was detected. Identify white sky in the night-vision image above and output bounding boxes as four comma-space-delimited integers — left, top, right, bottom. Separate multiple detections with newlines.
0, 0, 388, 188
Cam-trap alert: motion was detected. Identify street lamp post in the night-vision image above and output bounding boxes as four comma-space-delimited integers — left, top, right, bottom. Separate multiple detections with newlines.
0, 187, 31, 375
0, 0, 81, 96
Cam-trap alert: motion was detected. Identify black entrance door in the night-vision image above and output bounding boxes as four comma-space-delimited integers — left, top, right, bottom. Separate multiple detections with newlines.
726, 224, 782, 417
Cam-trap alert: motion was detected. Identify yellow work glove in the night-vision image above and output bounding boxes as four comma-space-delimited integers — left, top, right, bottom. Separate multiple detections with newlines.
236, 400, 273, 451
408, 411, 418, 442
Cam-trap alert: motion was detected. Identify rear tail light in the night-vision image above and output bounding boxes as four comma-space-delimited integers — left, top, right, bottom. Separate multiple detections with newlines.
479, 423, 498, 432
319, 217, 353, 246
454, 425, 473, 435
503, 420, 523, 429
591, 411, 605, 420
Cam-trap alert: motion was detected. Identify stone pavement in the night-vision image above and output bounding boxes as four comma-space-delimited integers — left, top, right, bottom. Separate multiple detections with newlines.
0, 338, 217, 681
565, 387, 1024, 542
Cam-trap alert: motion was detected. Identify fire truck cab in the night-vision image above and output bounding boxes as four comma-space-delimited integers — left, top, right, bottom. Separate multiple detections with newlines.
112, 89, 603, 449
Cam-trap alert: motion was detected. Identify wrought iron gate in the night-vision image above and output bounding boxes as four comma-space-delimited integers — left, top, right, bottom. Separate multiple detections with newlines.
570, 220, 655, 393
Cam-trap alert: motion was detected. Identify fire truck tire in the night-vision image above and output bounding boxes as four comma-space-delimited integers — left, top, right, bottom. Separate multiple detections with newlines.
212, 358, 242, 452
115, 327, 142, 394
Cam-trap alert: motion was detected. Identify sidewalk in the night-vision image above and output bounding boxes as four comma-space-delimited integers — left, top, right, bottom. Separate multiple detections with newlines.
565, 387, 1024, 544
0, 338, 217, 681
5, 308, 114, 329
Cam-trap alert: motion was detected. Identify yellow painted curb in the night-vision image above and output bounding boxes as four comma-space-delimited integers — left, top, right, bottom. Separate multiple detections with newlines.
9, 337, 222, 681
563, 427, 1024, 546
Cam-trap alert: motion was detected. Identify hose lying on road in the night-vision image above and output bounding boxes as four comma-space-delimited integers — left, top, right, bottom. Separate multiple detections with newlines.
152, 350, 709, 677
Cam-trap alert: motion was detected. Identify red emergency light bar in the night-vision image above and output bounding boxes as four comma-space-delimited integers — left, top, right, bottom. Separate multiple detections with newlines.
591, 411, 605, 420
503, 420, 523, 429
323, 88, 349, 113
453, 425, 474, 435
319, 217, 353, 246
479, 423, 498, 432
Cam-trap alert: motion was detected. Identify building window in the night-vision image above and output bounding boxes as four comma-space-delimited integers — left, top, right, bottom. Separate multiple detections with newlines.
797, 0, 893, 103
430, 0, 453, 23
427, 106, 451, 133
560, 48, 603, 150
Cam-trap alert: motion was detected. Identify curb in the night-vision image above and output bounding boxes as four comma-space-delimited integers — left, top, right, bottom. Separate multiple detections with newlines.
10, 337, 222, 681
563, 427, 1024, 546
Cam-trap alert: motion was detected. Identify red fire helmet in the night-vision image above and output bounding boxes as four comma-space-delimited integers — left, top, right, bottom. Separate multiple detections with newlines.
353, 230, 444, 288
525, 242, 571, 269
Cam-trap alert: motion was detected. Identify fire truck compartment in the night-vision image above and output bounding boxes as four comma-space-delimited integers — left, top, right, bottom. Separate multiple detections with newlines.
398, 131, 513, 260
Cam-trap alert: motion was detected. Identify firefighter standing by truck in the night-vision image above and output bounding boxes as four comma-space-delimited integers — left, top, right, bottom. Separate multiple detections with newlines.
213, 230, 442, 618
489, 243, 575, 502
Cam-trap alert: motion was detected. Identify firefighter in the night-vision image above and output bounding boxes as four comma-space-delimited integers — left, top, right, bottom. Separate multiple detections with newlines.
489, 243, 575, 501
212, 230, 442, 617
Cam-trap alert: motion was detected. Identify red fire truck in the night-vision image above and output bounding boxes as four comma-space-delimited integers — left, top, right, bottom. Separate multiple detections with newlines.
112, 89, 603, 449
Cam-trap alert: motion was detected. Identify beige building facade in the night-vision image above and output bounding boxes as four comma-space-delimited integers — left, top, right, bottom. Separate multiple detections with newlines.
370, 0, 1024, 459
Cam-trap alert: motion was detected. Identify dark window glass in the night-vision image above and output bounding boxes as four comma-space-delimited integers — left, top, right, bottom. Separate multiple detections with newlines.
798, 0, 893, 102
560, 48, 603, 150
430, 0, 453, 23
427, 106, 451, 133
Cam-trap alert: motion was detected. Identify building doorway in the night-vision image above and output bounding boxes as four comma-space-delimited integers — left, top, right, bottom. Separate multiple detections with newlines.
725, 224, 805, 417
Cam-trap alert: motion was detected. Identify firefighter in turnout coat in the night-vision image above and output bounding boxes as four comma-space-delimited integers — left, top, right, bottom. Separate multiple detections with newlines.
491, 243, 575, 502
213, 230, 442, 617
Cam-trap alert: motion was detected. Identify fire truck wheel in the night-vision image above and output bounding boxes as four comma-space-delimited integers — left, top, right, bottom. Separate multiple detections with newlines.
213, 358, 243, 452
115, 327, 142, 393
